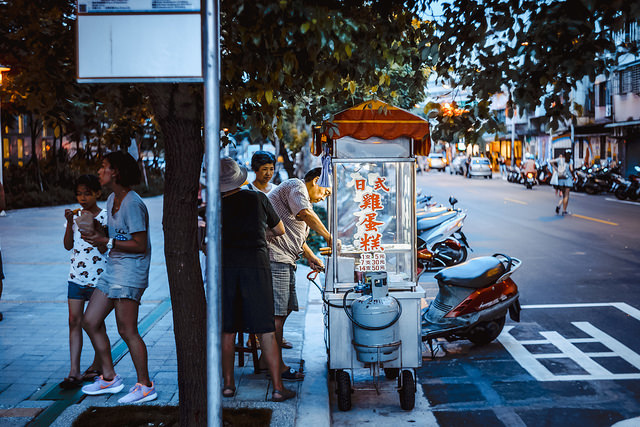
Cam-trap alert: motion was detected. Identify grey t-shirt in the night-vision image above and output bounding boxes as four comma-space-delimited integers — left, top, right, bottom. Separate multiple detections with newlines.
267, 179, 312, 265
98, 191, 151, 289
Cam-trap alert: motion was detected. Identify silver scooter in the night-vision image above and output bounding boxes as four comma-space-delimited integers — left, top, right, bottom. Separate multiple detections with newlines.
417, 197, 470, 274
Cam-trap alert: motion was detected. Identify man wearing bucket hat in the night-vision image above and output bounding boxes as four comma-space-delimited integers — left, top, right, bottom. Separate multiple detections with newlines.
218, 157, 296, 402
264, 167, 332, 381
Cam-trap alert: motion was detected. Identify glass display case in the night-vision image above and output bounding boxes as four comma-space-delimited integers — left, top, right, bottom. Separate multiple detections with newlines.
327, 142, 416, 290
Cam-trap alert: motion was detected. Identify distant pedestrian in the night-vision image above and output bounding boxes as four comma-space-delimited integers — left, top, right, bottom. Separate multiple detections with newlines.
465, 155, 471, 177
60, 175, 108, 389
81, 151, 157, 404
550, 149, 574, 215
498, 156, 507, 178
219, 158, 296, 402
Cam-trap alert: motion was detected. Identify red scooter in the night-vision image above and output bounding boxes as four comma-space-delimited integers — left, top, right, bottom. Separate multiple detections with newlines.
421, 253, 521, 351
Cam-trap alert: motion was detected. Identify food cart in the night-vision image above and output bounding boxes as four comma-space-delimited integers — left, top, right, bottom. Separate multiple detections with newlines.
312, 100, 430, 411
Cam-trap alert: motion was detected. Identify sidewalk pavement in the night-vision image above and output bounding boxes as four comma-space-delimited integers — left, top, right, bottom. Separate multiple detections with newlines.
0, 196, 331, 426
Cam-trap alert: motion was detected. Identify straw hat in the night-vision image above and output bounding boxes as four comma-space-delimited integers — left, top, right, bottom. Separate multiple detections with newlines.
219, 157, 247, 192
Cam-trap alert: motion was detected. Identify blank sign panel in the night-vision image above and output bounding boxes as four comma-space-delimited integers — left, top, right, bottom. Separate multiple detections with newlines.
77, 14, 202, 82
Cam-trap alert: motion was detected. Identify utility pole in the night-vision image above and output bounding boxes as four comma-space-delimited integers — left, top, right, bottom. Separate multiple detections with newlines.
204, 0, 222, 424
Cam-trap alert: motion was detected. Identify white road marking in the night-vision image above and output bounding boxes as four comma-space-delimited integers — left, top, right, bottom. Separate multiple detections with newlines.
605, 198, 640, 206
574, 322, 640, 370
498, 303, 640, 381
522, 302, 640, 322
539, 330, 611, 376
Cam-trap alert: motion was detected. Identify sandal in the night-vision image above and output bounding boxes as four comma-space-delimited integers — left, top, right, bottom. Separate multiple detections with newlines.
222, 386, 236, 398
555, 206, 560, 214
281, 367, 304, 382
81, 368, 102, 382
271, 387, 296, 402
59, 376, 83, 390
281, 338, 293, 349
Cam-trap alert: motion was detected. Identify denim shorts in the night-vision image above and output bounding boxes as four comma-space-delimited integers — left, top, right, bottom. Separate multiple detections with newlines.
96, 281, 145, 304
67, 281, 95, 301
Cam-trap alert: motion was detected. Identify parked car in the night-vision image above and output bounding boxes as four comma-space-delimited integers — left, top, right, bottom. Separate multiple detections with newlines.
449, 156, 466, 175
467, 157, 492, 178
427, 152, 447, 171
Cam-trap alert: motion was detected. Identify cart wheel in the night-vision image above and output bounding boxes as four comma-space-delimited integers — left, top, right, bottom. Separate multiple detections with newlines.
384, 368, 399, 380
398, 370, 415, 411
336, 370, 352, 411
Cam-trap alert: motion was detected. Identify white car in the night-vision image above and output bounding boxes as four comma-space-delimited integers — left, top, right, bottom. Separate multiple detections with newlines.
467, 157, 492, 178
427, 153, 446, 171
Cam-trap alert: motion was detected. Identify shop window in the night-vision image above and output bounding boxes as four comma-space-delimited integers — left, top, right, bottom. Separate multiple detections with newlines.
17, 138, 23, 159
596, 82, 606, 106
2, 138, 8, 159
17, 115, 24, 134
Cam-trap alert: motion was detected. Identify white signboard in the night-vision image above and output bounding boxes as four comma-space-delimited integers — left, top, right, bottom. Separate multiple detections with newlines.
79, 0, 199, 13
77, 1, 203, 82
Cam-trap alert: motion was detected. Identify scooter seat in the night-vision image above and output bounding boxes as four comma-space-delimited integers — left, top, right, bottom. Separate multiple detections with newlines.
417, 211, 457, 231
434, 256, 506, 288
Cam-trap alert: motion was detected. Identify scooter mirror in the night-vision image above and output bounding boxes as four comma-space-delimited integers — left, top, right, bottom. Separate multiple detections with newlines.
448, 196, 458, 207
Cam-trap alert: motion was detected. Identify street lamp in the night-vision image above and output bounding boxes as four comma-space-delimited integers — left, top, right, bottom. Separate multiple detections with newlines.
0, 65, 10, 216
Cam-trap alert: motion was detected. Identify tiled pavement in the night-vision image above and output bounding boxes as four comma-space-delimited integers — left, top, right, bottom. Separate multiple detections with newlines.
0, 196, 322, 426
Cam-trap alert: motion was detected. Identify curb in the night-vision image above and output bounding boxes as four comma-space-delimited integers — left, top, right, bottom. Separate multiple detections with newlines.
295, 278, 330, 426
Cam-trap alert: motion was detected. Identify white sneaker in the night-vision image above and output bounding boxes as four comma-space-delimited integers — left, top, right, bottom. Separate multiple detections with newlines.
117, 382, 157, 404
81, 375, 124, 395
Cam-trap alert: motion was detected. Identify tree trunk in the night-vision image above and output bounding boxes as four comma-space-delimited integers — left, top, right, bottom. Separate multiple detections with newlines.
147, 83, 207, 426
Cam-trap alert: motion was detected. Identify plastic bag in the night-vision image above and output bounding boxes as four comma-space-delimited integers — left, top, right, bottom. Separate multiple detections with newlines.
74, 211, 95, 235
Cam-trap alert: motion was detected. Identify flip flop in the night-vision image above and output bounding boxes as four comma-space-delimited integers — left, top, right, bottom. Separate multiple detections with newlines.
271, 387, 296, 402
222, 386, 236, 398
81, 368, 102, 382
59, 376, 83, 390
281, 338, 293, 349
281, 367, 304, 382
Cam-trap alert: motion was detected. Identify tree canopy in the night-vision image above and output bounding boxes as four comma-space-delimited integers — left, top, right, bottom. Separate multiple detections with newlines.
221, 0, 435, 142
431, 0, 640, 130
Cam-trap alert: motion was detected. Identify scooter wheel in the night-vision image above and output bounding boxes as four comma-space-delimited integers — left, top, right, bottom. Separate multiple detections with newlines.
467, 316, 506, 346
398, 370, 415, 411
615, 188, 627, 200
336, 370, 352, 411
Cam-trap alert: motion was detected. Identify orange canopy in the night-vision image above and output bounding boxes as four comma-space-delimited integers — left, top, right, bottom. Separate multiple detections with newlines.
313, 100, 430, 157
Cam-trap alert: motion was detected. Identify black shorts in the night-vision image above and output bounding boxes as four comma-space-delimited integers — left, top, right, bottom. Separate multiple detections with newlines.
222, 266, 275, 334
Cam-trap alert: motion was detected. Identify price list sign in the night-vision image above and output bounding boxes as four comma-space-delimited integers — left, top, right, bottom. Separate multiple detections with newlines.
357, 253, 386, 272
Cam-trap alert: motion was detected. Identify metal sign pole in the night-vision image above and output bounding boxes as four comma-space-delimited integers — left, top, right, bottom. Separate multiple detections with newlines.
204, 0, 222, 424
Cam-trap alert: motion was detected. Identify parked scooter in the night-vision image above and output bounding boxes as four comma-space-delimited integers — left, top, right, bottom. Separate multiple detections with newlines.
421, 253, 521, 352
536, 161, 553, 185
506, 166, 522, 184
615, 166, 640, 200
416, 197, 470, 274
